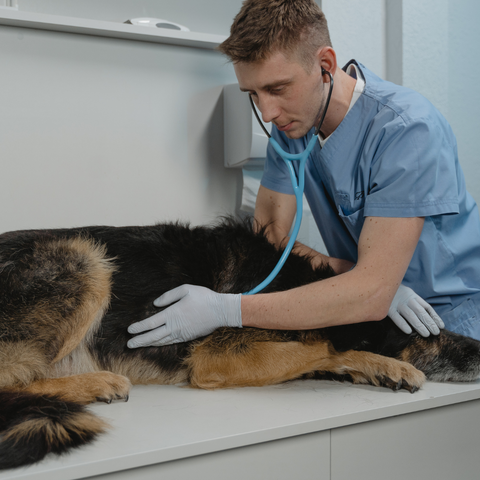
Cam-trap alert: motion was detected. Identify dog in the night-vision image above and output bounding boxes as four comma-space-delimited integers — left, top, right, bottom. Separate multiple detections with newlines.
1, 217, 480, 470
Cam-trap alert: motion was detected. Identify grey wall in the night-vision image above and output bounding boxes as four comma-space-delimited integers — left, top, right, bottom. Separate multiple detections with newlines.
0, 1, 244, 232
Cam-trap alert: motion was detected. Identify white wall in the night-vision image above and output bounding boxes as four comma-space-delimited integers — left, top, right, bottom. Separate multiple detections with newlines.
447, 0, 480, 204
0, 1, 245, 232
322, 0, 387, 79
400, 0, 450, 116
400, 0, 480, 205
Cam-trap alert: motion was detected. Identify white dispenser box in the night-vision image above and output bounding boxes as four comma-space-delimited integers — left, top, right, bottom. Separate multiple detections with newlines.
223, 83, 271, 168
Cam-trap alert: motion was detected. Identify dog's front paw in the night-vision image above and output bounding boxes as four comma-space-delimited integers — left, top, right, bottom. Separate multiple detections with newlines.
377, 361, 426, 393
88, 371, 132, 404
341, 351, 426, 393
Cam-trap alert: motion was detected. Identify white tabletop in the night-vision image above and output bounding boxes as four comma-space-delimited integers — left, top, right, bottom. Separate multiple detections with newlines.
3, 378, 480, 480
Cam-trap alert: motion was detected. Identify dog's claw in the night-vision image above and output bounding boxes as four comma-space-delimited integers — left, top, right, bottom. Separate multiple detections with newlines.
380, 375, 400, 391
96, 396, 113, 404
401, 379, 420, 394
380, 376, 421, 393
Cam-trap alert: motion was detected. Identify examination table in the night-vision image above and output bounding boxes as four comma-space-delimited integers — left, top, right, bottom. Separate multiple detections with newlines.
1, 379, 480, 480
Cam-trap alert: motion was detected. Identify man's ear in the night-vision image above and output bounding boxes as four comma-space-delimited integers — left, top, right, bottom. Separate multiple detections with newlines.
316, 46, 337, 77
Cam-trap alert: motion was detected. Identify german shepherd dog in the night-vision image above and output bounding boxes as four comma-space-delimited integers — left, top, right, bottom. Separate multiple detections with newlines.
1, 218, 480, 469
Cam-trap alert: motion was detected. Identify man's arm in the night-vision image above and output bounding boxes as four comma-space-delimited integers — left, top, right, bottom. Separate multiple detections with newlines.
241, 211, 426, 330
255, 185, 353, 274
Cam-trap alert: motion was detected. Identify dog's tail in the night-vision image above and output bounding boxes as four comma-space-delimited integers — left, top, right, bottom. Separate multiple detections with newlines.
397, 329, 480, 383
0, 389, 108, 470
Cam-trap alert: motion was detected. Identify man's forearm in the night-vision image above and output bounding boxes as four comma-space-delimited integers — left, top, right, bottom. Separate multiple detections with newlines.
240, 269, 388, 331
291, 240, 354, 274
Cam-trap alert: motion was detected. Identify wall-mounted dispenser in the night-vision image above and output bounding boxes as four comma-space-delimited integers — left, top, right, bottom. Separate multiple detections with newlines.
223, 83, 271, 168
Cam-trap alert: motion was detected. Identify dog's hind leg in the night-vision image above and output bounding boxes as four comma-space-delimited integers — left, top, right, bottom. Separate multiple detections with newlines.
0, 235, 132, 469
22, 371, 131, 404
0, 236, 130, 402
186, 328, 426, 391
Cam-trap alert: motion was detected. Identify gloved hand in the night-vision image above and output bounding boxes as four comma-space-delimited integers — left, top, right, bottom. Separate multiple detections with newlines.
127, 284, 242, 348
388, 284, 445, 337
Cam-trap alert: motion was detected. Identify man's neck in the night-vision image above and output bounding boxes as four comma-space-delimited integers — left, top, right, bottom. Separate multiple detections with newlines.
320, 68, 357, 138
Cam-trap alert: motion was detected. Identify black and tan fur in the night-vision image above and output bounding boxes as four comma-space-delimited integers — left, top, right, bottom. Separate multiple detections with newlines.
1, 218, 479, 469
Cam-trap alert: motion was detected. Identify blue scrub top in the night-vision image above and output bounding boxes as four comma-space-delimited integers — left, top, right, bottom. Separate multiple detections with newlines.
261, 61, 480, 338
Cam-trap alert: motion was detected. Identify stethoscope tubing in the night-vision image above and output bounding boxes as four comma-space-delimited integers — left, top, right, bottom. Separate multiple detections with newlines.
243, 70, 334, 295
244, 134, 317, 294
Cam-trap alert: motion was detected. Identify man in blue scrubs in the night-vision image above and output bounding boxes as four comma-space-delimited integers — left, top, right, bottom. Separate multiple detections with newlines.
127, 0, 480, 348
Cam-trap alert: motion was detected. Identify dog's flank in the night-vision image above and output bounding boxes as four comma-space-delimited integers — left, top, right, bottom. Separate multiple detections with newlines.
0, 218, 479, 469
0, 236, 114, 387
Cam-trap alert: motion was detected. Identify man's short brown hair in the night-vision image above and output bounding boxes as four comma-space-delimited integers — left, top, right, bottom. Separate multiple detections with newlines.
218, 0, 332, 68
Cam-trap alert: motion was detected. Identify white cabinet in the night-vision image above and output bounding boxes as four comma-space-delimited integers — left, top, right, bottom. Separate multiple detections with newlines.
2, 380, 480, 480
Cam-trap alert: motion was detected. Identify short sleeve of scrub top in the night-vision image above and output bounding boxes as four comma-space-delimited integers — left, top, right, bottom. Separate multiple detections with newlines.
360, 93, 460, 219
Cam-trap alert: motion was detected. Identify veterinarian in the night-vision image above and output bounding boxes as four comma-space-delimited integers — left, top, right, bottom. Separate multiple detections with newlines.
127, 0, 480, 348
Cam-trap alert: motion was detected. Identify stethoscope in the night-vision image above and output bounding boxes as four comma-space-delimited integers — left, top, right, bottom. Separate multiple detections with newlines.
244, 68, 334, 295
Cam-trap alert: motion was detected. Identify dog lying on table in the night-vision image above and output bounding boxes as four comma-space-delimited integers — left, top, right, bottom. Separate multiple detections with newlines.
1, 217, 479, 469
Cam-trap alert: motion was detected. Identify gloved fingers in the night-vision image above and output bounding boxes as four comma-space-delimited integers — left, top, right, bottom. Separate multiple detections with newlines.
127, 325, 172, 348
414, 297, 445, 329
407, 299, 440, 335
398, 305, 431, 337
388, 311, 413, 335
128, 310, 168, 335
153, 284, 191, 308
144, 334, 180, 347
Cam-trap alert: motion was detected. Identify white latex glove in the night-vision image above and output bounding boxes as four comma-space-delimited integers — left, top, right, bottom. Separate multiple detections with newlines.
388, 284, 445, 337
127, 284, 242, 348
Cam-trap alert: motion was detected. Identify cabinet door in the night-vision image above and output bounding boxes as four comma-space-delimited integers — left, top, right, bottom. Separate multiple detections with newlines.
88, 430, 331, 480
331, 399, 480, 480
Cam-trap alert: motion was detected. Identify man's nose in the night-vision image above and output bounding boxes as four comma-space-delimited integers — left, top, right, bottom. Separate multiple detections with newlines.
257, 95, 281, 124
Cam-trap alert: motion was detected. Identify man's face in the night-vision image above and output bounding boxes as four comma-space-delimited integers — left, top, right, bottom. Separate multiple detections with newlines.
234, 51, 326, 139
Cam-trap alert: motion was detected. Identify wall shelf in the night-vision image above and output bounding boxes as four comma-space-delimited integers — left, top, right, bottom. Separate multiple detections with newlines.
0, 8, 226, 50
